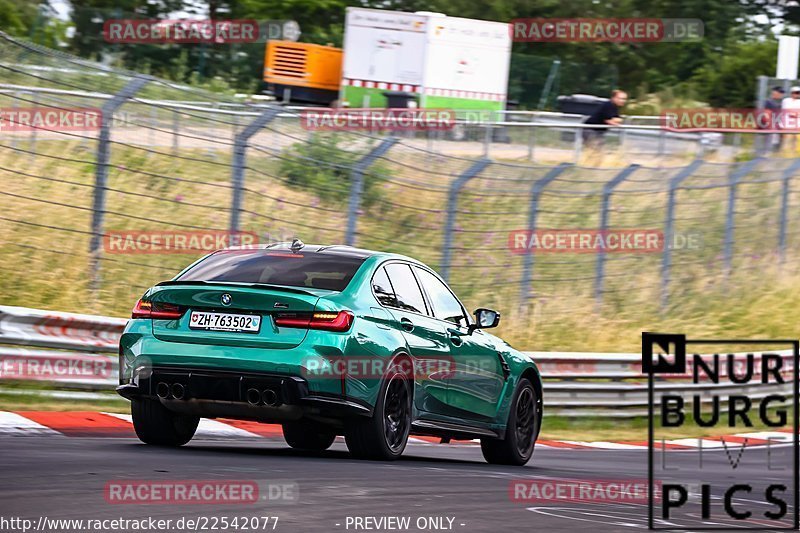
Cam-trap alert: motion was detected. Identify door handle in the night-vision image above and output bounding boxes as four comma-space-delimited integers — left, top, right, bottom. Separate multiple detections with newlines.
400, 317, 414, 332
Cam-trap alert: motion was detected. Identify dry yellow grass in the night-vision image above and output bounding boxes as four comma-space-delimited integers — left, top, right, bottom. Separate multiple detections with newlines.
0, 135, 795, 353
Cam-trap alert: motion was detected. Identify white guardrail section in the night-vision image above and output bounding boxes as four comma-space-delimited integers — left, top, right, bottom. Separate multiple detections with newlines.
0, 306, 793, 417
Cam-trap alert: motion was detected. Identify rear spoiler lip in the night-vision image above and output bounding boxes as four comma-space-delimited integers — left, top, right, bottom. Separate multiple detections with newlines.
154, 280, 336, 297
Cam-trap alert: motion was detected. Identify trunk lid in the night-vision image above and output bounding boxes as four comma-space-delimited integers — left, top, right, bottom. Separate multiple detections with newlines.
148, 282, 330, 349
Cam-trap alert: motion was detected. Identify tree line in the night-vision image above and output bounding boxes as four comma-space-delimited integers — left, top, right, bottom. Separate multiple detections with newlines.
3, 0, 796, 109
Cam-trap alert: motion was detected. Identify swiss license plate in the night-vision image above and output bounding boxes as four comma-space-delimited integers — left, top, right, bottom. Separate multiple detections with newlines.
189, 311, 261, 333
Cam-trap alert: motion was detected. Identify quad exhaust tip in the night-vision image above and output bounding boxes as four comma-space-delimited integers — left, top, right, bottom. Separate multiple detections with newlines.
171, 382, 186, 400
246, 388, 262, 406
262, 389, 279, 407
245, 387, 280, 407
156, 382, 170, 399
156, 381, 188, 400
156, 382, 276, 405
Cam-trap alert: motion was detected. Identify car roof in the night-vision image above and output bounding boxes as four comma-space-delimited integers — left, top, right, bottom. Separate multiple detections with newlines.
224, 242, 419, 263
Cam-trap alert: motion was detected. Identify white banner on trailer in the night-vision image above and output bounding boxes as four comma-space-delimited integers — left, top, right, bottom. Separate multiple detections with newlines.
777, 35, 799, 80
423, 17, 511, 99
342, 8, 427, 86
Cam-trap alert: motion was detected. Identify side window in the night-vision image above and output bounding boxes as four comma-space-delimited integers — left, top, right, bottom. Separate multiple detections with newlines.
384, 264, 427, 315
371, 267, 397, 307
413, 267, 467, 327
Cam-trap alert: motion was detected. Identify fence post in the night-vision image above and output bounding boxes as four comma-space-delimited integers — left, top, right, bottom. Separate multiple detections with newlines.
755, 75, 768, 110
89, 76, 150, 293
657, 128, 666, 158
519, 163, 572, 307
344, 137, 399, 246
755, 76, 770, 156
229, 107, 281, 235
527, 119, 536, 161
573, 126, 583, 162
778, 159, 800, 264
440, 158, 492, 282
232, 110, 240, 139
594, 164, 641, 305
660, 159, 703, 311
723, 158, 761, 276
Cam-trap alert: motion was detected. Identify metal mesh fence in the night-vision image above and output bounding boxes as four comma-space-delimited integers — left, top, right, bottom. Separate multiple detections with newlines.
1, 32, 799, 343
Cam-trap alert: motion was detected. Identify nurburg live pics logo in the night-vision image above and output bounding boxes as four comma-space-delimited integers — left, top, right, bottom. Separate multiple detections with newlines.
643, 332, 799, 530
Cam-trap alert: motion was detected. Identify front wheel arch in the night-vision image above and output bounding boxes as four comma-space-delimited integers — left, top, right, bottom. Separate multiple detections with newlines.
481, 376, 540, 466
520, 367, 543, 439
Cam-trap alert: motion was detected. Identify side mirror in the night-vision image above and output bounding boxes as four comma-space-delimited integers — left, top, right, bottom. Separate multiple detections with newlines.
473, 308, 500, 329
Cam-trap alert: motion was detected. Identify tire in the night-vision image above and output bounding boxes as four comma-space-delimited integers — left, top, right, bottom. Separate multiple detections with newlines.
131, 398, 199, 446
345, 360, 412, 460
282, 422, 336, 451
481, 378, 540, 466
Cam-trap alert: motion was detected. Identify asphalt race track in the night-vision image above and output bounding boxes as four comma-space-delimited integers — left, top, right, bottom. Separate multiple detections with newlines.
0, 432, 795, 532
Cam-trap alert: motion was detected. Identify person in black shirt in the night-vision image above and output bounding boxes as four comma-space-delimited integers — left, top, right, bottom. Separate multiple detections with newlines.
759, 86, 784, 154
583, 90, 627, 148
765, 86, 785, 113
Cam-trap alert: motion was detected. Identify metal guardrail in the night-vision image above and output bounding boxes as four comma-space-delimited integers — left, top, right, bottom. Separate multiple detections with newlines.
0, 306, 123, 391
0, 347, 116, 388
0, 305, 125, 352
1, 306, 793, 417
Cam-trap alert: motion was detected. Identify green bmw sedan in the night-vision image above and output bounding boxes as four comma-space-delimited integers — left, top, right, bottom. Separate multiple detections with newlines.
117, 240, 543, 465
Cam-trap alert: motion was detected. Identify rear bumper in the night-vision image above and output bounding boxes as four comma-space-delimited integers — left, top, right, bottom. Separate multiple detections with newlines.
117, 366, 372, 423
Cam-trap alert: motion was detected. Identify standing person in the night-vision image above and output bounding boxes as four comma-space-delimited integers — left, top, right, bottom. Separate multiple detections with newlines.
583, 90, 627, 149
760, 86, 784, 153
782, 86, 800, 154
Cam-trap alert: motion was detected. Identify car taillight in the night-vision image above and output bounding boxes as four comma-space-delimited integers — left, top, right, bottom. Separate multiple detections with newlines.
131, 299, 151, 318
274, 311, 354, 332
131, 299, 184, 320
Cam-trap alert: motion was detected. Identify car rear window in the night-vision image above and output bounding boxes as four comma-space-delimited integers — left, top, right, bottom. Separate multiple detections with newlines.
175, 250, 367, 291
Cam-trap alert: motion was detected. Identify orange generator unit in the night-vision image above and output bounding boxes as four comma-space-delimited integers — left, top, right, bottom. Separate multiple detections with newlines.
263, 40, 343, 105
